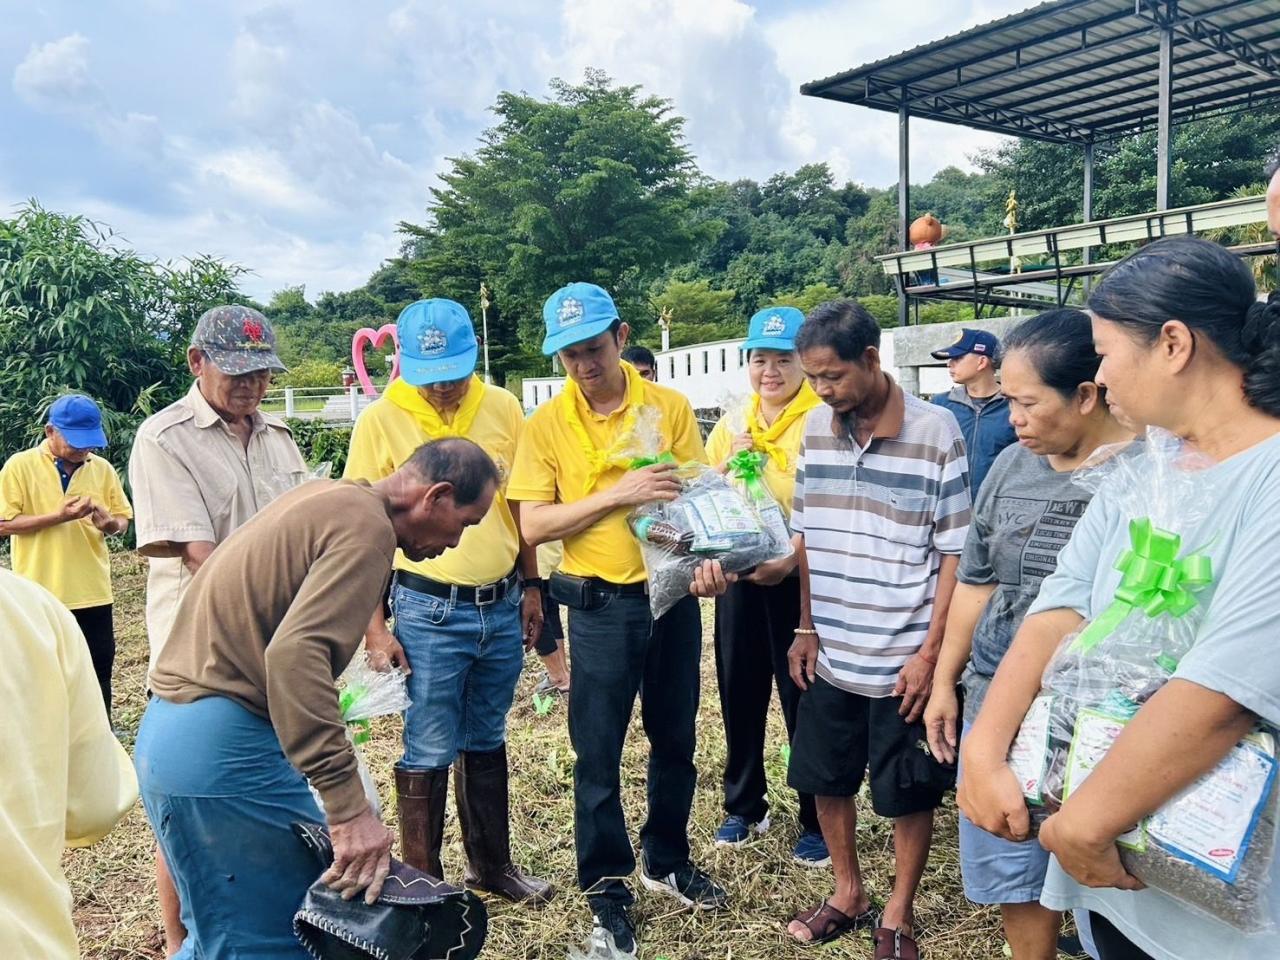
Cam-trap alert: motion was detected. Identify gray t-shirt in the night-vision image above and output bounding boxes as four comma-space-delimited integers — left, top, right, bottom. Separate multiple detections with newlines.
958, 442, 1094, 679
1030, 431, 1280, 958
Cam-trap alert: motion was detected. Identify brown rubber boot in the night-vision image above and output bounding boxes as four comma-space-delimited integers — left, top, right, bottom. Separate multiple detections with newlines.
394, 763, 448, 878
454, 746, 555, 905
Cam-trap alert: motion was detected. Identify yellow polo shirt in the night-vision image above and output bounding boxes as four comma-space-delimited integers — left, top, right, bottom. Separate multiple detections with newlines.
507, 378, 706, 584
705, 395, 813, 519
0, 442, 133, 609
0, 568, 137, 960
343, 383, 524, 585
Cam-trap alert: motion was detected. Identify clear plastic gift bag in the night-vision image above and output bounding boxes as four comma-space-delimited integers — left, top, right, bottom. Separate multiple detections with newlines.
715, 392, 792, 548
1007, 429, 1280, 932
310, 652, 411, 818
628, 465, 793, 619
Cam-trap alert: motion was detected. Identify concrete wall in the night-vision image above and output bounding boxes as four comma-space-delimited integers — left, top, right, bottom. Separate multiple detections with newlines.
520, 317, 1028, 411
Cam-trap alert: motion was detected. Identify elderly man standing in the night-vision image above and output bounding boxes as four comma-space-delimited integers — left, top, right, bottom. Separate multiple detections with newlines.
344, 298, 552, 903
135, 438, 500, 959
129, 303, 307, 954
783, 301, 970, 958
509, 282, 725, 960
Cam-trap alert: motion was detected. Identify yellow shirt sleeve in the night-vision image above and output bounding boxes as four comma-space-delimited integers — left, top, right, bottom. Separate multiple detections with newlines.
705, 416, 732, 468
667, 394, 707, 465
0, 454, 29, 519
507, 409, 560, 503
343, 406, 396, 483
61, 594, 138, 845
102, 463, 133, 520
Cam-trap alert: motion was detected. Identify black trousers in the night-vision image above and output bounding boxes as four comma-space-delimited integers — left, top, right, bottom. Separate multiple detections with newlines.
1088, 913, 1156, 960
567, 591, 701, 907
70, 604, 115, 718
714, 576, 819, 833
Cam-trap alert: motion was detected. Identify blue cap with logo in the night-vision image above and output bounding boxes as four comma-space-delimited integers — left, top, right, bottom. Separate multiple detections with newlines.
47, 394, 108, 450
396, 299, 479, 386
541, 282, 620, 356
742, 306, 805, 352
931, 327, 1001, 360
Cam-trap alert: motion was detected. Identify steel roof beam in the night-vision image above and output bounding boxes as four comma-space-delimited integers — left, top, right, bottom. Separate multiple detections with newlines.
1090, 85, 1280, 137
1047, 64, 1269, 123
801, 0, 1107, 96
1137, 1, 1280, 81
995, 12, 1280, 111
864, 76, 1094, 141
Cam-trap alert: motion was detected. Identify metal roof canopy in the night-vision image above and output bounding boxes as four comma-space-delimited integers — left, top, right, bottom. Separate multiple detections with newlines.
803, 0, 1280, 323
803, 0, 1280, 148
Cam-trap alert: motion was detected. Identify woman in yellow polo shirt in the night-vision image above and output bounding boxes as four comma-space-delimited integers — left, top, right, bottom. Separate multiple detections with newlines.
705, 306, 827, 865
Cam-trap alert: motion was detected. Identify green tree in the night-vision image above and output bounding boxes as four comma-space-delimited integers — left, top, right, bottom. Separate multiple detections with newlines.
652, 278, 738, 347
275, 358, 345, 389
771, 282, 841, 314
401, 70, 709, 379
0, 202, 244, 467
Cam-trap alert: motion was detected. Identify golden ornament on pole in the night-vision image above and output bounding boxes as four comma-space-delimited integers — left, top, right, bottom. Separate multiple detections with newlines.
479, 282, 492, 384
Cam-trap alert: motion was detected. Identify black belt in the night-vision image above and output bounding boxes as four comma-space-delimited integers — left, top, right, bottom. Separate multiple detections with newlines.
586, 577, 648, 597
396, 569, 518, 606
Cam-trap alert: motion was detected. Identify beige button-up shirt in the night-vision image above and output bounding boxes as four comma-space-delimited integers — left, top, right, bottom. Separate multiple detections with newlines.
129, 381, 308, 676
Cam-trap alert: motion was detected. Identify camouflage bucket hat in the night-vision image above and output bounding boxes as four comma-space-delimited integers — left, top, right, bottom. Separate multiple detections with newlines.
191, 305, 287, 375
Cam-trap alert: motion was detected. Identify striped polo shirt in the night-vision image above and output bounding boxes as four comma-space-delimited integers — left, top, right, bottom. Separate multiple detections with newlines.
792, 378, 971, 697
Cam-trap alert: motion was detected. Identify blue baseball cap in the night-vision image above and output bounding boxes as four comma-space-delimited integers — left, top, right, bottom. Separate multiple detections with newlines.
541, 282, 619, 356
931, 327, 1001, 360
47, 394, 108, 449
396, 299, 478, 386
742, 306, 805, 352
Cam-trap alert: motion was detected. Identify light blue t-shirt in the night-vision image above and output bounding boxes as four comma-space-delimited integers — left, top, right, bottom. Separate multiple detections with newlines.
1028, 431, 1280, 958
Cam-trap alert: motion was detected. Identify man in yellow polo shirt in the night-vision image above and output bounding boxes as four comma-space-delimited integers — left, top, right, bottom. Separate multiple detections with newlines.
0, 394, 132, 721
345, 298, 552, 905
508, 282, 727, 960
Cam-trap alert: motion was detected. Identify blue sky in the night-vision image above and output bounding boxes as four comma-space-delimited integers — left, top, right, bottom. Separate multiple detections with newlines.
2, 0, 1028, 300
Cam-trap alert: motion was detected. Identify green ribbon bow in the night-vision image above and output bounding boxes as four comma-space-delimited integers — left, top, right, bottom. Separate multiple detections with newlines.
338, 686, 373, 746
726, 449, 768, 499
628, 451, 676, 470
1070, 517, 1213, 655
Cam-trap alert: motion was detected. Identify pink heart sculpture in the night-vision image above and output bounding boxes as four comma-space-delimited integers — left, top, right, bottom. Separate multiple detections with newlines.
351, 324, 400, 396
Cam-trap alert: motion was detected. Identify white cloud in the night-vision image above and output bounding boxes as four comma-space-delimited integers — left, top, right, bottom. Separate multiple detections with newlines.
3, 0, 1038, 304
560, 0, 795, 180
13, 34, 99, 111
195, 146, 328, 215
764, 0, 1022, 186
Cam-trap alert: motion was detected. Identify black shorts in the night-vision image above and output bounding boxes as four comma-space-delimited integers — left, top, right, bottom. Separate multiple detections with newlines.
533, 587, 564, 657
787, 676, 945, 818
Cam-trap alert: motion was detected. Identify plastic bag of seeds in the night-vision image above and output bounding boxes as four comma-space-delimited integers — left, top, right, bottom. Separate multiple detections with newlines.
1007, 430, 1280, 931
309, 654, 411, 818
628, 464, 793, 619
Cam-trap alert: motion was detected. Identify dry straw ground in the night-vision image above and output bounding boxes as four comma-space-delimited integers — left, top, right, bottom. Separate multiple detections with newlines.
66, 553, 1075, 959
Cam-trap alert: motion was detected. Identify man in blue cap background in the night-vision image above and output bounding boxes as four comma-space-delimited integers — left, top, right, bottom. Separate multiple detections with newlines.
0, 393, 132, 719
345, 298, 552, 904
930, 328, 1017, 496
508, 282, 727, 960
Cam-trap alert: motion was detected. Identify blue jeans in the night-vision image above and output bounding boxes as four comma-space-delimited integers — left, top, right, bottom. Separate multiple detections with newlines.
393, 577, 525, 770
135, 695, 323, 959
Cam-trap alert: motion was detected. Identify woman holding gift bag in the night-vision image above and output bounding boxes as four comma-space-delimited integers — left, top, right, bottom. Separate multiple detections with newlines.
924, 309, 1132, 960
959, 235, 1280, 959
704, 306, 827, 864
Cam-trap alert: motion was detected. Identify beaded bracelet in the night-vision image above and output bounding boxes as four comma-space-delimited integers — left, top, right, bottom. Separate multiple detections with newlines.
793, 627, 819, 636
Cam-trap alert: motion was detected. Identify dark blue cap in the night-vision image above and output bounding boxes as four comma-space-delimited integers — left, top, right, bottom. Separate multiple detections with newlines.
47, 394, 108, 449
931, 327, 1000, 360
